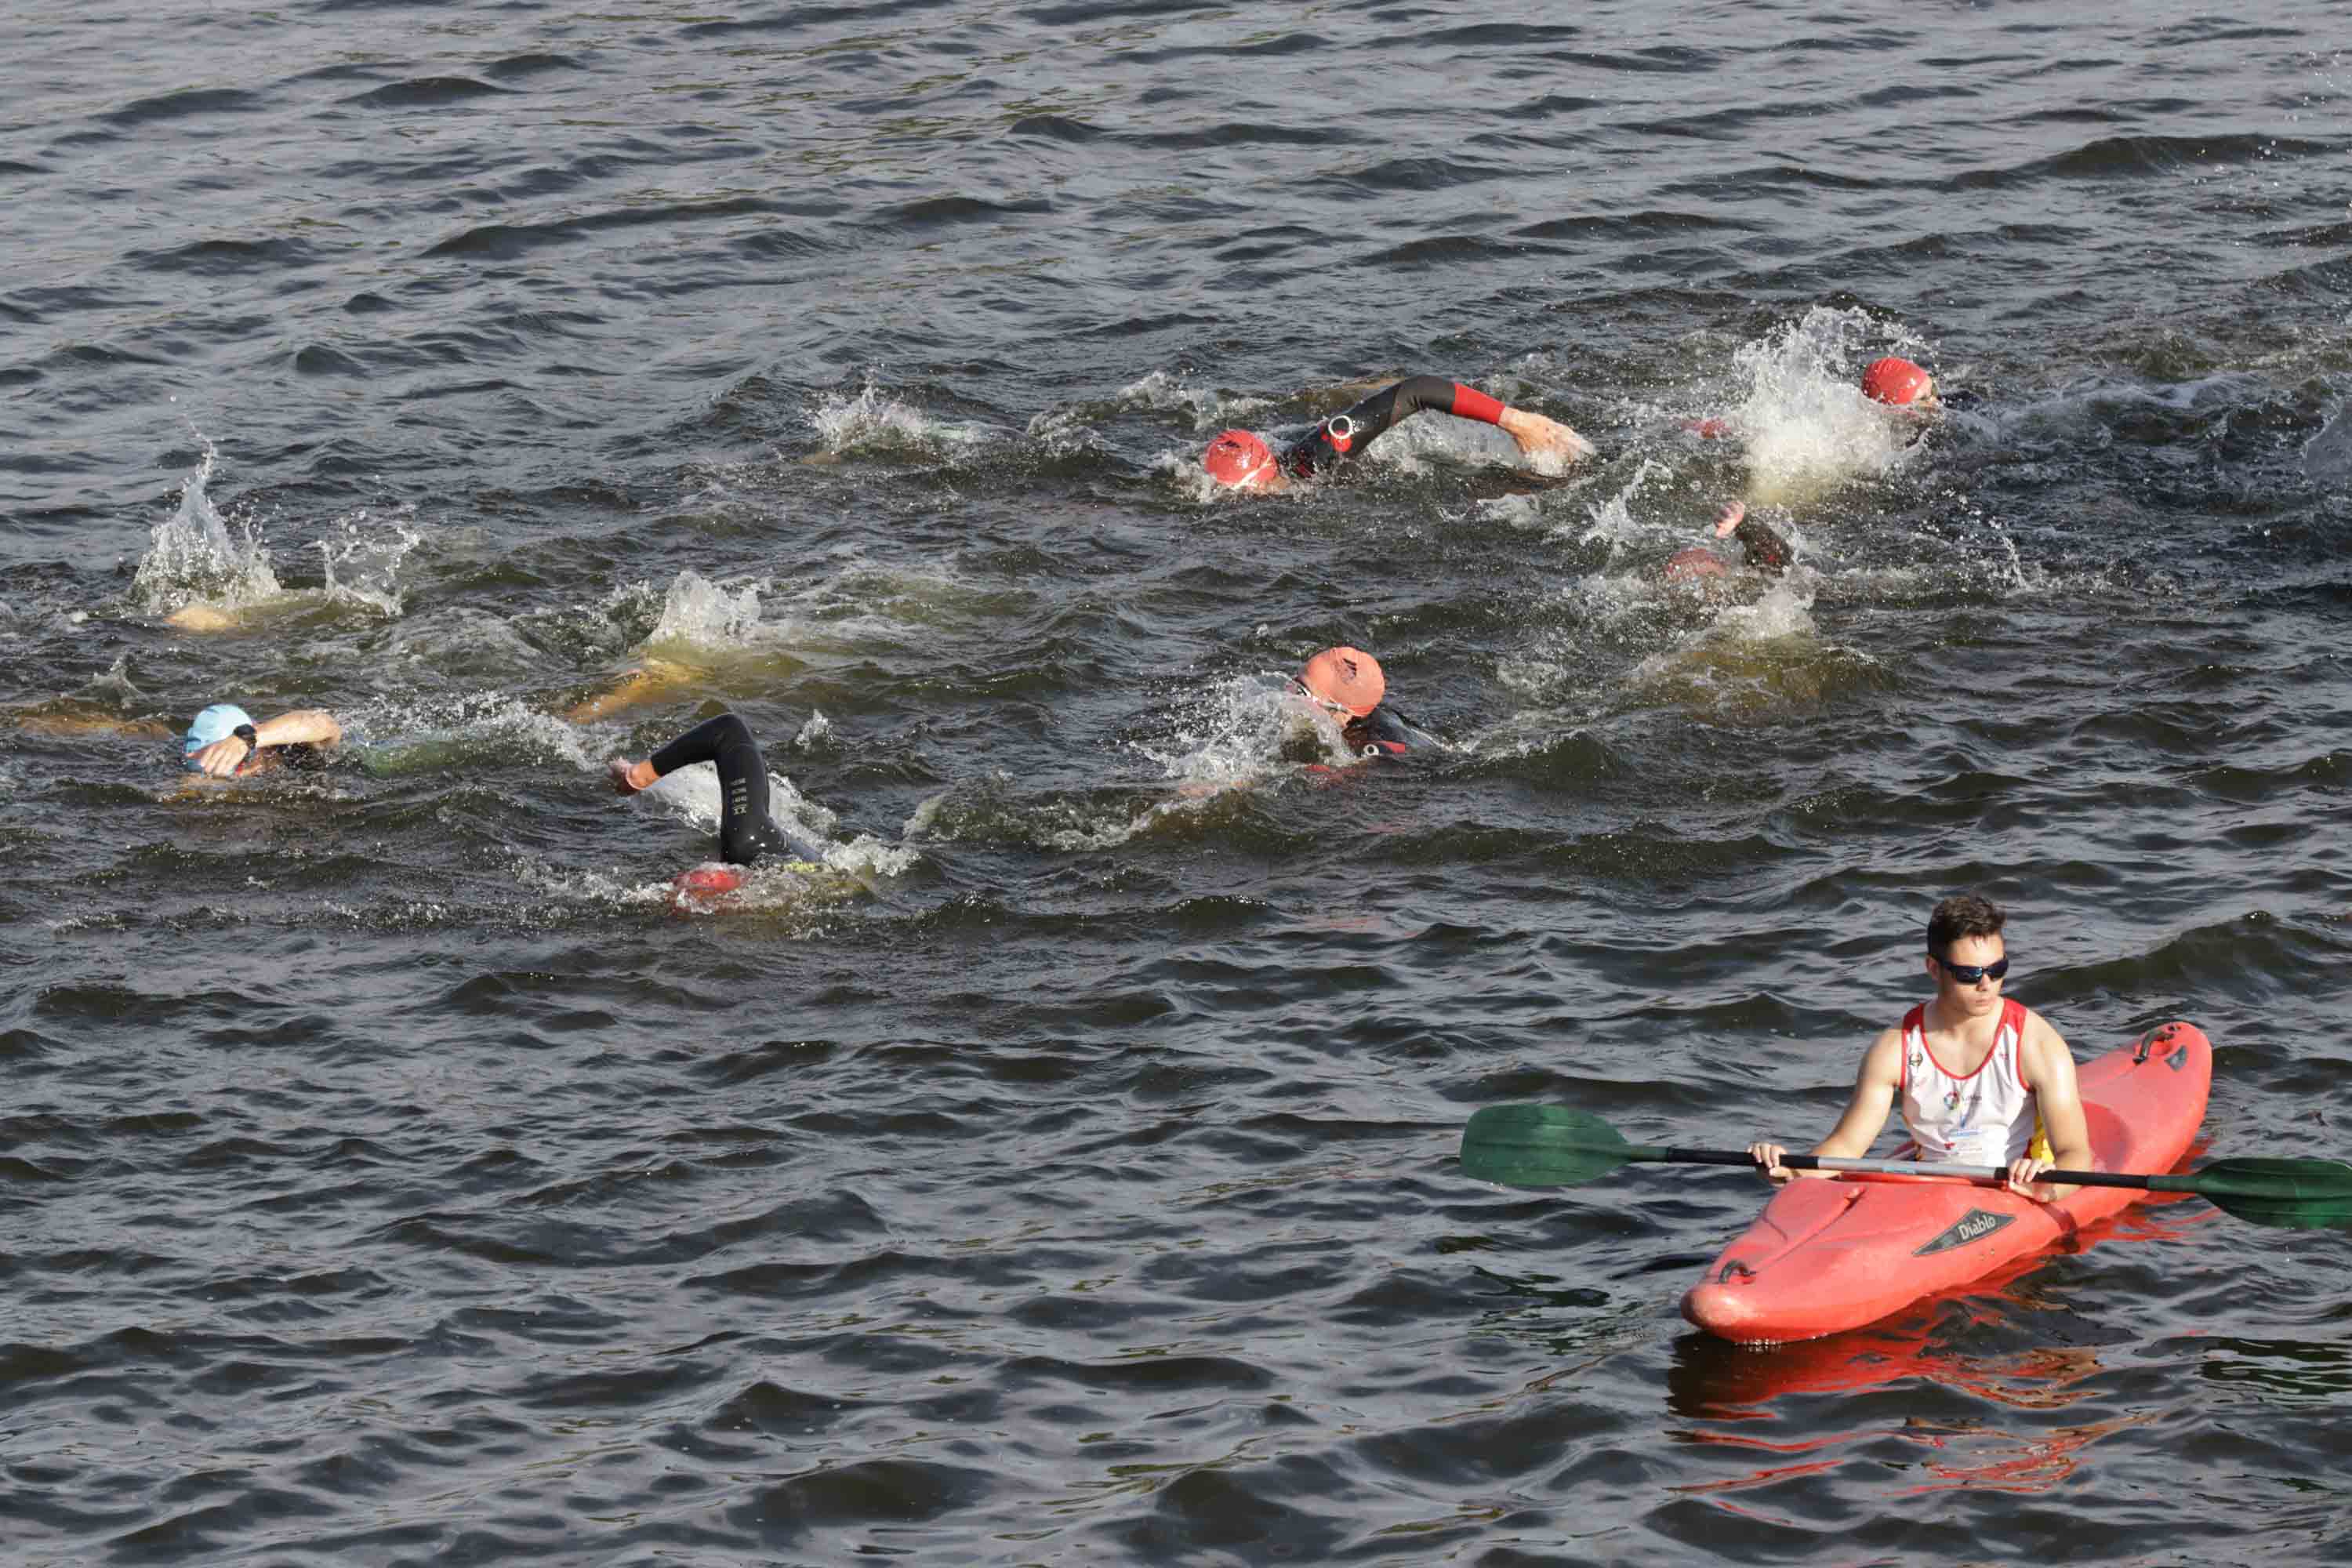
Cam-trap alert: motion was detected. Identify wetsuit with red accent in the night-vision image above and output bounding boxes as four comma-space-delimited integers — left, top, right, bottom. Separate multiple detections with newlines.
647, 712, 821, 867
1279, 376, 1510, 481
1338, 704, 1435, 760
1732, 515, 1795, 575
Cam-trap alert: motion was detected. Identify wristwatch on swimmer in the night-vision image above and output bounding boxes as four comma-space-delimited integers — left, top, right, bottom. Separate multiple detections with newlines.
233, 723, 260, 756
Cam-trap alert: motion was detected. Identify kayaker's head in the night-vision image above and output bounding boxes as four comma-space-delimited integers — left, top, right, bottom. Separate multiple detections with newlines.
1926, 893, 2008, 1014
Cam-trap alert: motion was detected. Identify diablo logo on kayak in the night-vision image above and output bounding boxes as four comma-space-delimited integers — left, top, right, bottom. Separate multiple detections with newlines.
1915, 1208, 2015, 1256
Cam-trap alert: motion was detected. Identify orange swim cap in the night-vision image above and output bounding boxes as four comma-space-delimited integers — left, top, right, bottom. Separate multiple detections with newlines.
1203, 430, 1275, 488
1860, 357, 1934, 406
1299, 646, 1385, 717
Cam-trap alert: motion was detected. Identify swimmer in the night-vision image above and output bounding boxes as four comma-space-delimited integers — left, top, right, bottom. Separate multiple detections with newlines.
1293, 645, 1437, 760
1202, 376, 1595, 492
1663, 501, 1797, 583
606, 711, 829, 897
182, 702, 343, 778
1687, 354, 1976, 441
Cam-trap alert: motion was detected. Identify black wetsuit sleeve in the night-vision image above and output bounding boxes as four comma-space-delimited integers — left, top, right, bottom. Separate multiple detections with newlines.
649, 712, 803, 867
1733, 516, 1795, 576
1280, 376, 1492, 479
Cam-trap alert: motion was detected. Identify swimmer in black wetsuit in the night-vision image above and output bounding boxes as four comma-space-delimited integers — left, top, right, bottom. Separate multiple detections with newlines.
607, 712, 822, 868
1294, 645, 1436, 759
1663, 501, 1798, 584
1202, 376, 1595, 492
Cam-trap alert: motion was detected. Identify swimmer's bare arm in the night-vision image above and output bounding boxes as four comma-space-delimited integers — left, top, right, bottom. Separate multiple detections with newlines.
1750, 1027, 1903, 1182
188, 709, 342, 777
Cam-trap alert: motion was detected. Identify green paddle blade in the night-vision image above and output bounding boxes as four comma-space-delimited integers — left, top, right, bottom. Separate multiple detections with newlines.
2186, 1158, 2352, 1229
1460, 1104, 1633, 1187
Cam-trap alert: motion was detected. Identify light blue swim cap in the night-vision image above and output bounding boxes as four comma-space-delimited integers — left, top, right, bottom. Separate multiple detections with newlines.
183, 703, 254, 769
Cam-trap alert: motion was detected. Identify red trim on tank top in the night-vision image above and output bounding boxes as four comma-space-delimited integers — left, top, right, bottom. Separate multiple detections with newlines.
1910, 997, 2023, 1083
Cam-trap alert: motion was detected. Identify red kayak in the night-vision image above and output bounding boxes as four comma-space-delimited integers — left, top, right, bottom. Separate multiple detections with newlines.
1682, 1022, 2212, 1344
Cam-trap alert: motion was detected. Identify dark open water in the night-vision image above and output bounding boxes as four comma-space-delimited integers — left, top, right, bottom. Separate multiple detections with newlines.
5, 1, 2351, 1562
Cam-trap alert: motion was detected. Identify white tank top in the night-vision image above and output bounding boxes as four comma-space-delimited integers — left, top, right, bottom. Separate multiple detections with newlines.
1899, 1000, 2043, 1167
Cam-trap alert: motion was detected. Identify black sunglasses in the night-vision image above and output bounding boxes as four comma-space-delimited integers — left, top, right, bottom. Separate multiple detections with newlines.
1935, 954, 2009, 985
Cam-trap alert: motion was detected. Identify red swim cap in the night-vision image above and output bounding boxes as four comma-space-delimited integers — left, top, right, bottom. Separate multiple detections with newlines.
1300, 646, 1385, 717
670, 863, 745, 909
1860, 357, 1934, 406
1203, 430, 1274, 488
1664, 546, 1728, 583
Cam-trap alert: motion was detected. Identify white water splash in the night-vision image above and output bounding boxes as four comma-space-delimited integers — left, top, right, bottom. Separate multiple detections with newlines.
1726, 307, 1931, 506
318, 513, 422, 617
644, 569, 766, 648
129, 441, 281, 615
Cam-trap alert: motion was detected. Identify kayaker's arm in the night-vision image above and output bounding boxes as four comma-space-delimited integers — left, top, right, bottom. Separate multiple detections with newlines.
1750, 1029, 1903, 1183
2011, 1014, 2092, 1202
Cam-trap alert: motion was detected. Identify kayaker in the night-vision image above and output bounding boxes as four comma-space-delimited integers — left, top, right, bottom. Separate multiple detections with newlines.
1747, 894, 2095, 1201
1200, 376, 1595, 492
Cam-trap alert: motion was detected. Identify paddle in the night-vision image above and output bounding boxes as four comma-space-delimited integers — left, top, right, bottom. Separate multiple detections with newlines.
1458, 1103, 2352, 1229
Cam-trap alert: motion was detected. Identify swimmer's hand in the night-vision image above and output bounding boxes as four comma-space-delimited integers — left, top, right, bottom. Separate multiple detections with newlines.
1497, 408, 1598, 473
189, 734, 255, 778
1712, 499, 1747, 539
608, 757, 659, 795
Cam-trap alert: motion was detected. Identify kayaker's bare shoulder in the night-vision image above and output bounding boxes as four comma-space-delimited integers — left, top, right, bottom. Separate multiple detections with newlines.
2016, 1008, 2080, 1088
1857, 1025, 1906, 1086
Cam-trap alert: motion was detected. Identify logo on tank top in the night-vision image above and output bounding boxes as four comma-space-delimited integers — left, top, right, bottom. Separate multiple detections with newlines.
1914, 1207, 2015, 1256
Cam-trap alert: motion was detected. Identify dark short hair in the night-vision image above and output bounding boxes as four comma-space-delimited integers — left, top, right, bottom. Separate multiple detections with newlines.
1926, 894, 2005, 956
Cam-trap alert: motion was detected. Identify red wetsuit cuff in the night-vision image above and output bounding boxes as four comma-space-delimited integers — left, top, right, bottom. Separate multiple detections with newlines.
1450, 384, 1505, 424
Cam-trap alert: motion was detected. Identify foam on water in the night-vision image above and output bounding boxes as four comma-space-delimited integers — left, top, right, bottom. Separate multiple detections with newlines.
1113, 369, 1273, 432
345, 693, 602, 775
808, 376, 988, 459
